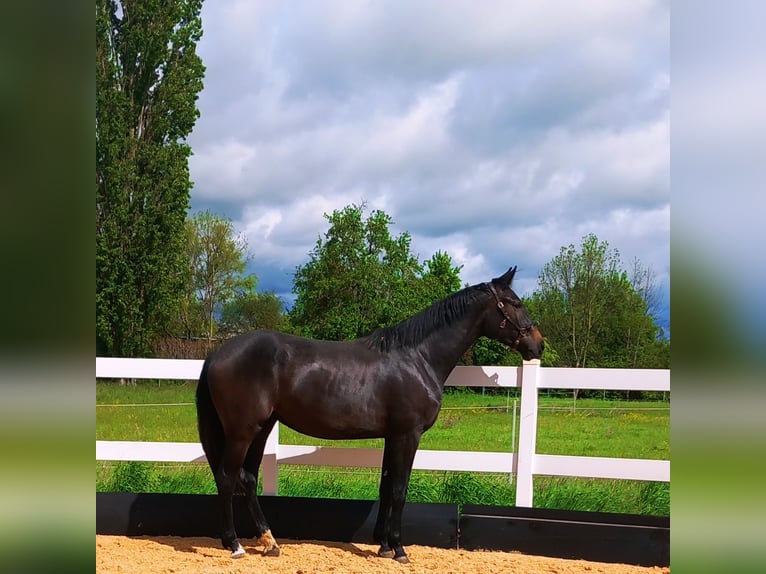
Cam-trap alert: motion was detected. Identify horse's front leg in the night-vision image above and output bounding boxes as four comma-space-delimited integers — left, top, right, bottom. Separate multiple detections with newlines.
382, 432, 421, 564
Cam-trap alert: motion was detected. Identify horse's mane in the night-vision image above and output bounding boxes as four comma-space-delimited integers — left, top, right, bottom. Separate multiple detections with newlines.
359, 284, 489, 352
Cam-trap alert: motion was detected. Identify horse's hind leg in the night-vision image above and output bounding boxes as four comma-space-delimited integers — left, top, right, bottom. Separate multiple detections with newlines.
374, 443, 394, 558
242, 414, 280, 556
215, 438, 250, 558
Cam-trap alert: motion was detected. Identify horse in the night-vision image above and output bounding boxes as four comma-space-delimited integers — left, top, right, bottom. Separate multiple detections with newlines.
196, 266, 544, 563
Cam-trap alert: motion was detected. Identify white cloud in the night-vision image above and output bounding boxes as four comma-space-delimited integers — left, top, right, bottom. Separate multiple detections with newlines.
189, 0, 670, 317
190, 140, 257, 198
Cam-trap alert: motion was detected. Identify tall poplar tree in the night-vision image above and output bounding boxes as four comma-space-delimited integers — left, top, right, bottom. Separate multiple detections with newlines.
96, 0, 205, 356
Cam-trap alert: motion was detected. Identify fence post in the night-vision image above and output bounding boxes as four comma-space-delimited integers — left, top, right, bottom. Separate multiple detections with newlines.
261, 422, 279, 495
509, 399, 518, 483
514, 359, 541, 507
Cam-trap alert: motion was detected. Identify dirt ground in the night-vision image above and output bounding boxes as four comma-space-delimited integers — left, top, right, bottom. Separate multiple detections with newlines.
96, 535, 669, 574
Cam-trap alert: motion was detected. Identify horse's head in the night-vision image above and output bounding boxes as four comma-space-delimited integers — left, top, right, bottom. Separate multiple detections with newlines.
482, 266, 545, 361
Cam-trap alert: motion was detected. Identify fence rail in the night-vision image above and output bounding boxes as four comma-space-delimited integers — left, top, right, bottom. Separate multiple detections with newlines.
96, 358, 670, 507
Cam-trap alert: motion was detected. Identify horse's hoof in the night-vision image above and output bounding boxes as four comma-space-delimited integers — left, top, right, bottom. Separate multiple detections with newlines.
230, 546, 246, 559
378, 548, 395, 559
257, 529, 280, 556
394, 554, 410, 564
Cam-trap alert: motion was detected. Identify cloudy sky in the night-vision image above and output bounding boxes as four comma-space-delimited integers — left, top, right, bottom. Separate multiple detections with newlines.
187, 0, 669, 328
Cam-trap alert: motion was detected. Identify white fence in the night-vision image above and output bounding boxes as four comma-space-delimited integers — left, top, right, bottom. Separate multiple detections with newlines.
96, 358, 670, 507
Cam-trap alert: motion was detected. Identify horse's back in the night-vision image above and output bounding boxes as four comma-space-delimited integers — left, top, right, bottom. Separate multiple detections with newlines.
208, 329, 285, 367
205, 329, 358, 394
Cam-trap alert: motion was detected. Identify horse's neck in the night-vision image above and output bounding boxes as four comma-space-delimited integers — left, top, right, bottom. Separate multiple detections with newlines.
417, 308, 484, 384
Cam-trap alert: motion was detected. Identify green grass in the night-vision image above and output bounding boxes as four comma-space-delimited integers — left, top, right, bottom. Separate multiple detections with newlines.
97, 460, 217, 494
96, 381, 670, 515
96, 380, 200, 442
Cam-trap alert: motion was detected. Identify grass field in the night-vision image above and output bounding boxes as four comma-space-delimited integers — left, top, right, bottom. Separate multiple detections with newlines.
96, 380, 669, 515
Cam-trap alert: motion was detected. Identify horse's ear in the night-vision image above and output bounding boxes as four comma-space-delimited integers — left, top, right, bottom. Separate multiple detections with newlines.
493, 266, 517, 286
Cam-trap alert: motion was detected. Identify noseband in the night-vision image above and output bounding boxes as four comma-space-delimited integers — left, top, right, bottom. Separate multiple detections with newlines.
487, 284, 534, 349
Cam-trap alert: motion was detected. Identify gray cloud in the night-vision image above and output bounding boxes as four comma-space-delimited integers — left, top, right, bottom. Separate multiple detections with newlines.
188, 0, 670, 317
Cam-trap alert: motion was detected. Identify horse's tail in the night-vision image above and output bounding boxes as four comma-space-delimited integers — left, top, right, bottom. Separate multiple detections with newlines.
196, 356, 224, 474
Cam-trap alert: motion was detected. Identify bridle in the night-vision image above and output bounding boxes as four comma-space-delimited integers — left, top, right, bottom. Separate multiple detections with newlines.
487, 283, 535, 349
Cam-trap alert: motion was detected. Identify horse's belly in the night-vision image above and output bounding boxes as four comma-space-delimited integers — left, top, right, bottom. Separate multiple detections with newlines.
274, 359, 435, 440
278, 408, 385, 440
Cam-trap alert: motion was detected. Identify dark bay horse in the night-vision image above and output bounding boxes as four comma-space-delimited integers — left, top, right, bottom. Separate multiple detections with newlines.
196, 266, 544, 563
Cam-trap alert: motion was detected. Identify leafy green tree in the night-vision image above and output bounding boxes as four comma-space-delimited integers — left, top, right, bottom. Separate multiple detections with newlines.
221, 289, 286, 335
532, 234, 619, 367
182, 210, 252, 340
527, 234, 666, 370
96, 0, 205, 356
290, 204, 462, 340
626, 257, 667, 356
420, 251, 463, 301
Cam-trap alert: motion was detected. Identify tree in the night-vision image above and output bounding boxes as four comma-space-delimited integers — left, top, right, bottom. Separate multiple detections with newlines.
531, 234, 620, 368
420, 251, 463, 301
96, 0, 205, 356
628, 257, 662, 320
182, 210, 251, 340
595, 271, 660, 368
290, 204, 463, 340
528, 234, 666, 372
220, 289, 286, 335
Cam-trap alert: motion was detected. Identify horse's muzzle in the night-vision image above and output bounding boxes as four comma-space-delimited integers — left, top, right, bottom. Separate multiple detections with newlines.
517, 326, 545, 360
